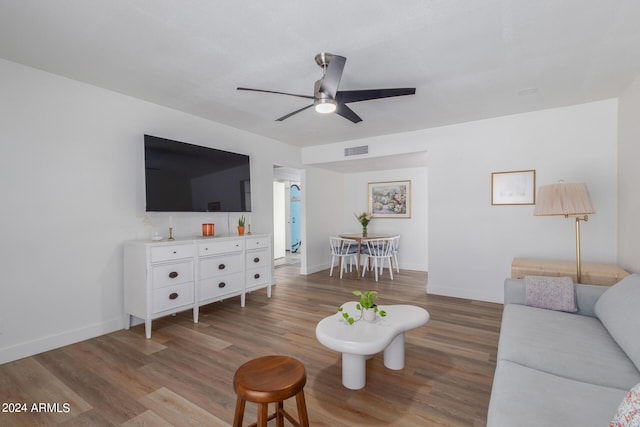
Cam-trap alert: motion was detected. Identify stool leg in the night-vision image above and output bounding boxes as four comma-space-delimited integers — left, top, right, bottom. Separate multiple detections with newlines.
232, 397, 245, 427
276, 401, 284, 427
295, 390, 310, 427
257, 403, 268, 427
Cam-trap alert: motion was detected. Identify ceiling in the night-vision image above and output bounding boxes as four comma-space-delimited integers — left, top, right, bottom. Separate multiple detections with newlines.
1, 1, 640, 149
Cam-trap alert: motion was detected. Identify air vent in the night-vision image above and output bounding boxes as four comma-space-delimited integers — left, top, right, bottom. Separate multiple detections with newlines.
344, 145, 368, 156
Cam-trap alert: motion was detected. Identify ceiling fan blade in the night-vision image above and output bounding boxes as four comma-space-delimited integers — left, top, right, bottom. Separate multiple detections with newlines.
275, 104, 314, 121
336, 88, 416, 104
335, 103, 362, 123
318, 55, 346, 99
237, 87, 315, 100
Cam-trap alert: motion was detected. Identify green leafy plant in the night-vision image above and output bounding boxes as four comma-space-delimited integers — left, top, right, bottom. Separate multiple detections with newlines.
354, 211, 373, 236
338, 290, 387, 324
354, 212, 372, 228
238, 215, 245, 227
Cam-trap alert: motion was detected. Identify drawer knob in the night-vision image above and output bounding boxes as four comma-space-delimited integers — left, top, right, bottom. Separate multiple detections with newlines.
169, 271, 178, 278
218, 282, 226, 288
254, 273, 260, 279
173, 251, 177, 254
169, 292, 178, 300
218, 264, 226, 270
253, 257, 260, 263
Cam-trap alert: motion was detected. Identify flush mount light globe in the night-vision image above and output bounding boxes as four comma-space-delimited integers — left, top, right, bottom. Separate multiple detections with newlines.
314, 98, 337, 114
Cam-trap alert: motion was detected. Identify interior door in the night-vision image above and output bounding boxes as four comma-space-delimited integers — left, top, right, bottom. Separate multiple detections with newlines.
272, 181, 286, 259
290, 184, 301, 253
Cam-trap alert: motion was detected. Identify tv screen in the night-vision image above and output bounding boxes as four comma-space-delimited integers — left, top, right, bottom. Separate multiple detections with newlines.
144, 135, 251, 212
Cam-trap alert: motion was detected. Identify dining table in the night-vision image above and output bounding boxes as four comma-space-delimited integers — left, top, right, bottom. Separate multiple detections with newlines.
339, 233, 393, 277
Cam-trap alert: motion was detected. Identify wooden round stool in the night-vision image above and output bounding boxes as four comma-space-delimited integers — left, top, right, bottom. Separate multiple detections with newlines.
233, 355, 309, 427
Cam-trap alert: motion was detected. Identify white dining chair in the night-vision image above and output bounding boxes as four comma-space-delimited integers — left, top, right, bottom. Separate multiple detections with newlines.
361, 237, 394, 282
390, 235, 400, 273
329, 237, 359, 278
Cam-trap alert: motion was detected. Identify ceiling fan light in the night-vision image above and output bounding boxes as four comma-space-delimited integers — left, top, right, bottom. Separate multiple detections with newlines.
314, 98, 337, 114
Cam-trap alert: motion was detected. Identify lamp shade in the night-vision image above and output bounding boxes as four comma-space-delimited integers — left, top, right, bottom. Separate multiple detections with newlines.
534, 183, 595, 217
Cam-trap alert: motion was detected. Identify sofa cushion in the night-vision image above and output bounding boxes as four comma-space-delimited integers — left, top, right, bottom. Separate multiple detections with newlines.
487, 360, 628, 427
524, 275, 577, 312
611, 382, 640, 427
595, 274, 640, 371
498, 304, 640, 390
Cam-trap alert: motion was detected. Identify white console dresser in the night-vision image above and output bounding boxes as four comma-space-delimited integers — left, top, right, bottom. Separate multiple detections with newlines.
124, 234, 272, 338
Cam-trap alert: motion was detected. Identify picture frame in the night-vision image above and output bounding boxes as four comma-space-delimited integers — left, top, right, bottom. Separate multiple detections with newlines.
491, 170, 536, 205
368, 180, 411, 218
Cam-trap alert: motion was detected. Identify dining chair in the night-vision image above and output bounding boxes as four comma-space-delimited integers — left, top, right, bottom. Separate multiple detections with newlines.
390, 235, 400, 273
329, 237, 359, 279
361, 238, 394, 282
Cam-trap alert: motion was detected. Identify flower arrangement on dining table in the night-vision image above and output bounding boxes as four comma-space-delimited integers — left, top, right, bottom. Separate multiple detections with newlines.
355, 212, 373, 237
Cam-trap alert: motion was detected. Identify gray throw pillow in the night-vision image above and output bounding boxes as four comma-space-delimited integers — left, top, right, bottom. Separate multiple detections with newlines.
595, 274, 640, 371
524, 275, 577, 312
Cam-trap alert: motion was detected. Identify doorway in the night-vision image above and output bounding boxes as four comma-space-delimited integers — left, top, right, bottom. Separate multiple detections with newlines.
273, 165, 303, 268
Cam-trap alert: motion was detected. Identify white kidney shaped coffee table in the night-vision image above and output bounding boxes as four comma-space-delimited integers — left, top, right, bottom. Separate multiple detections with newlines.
315, 301, 429, 390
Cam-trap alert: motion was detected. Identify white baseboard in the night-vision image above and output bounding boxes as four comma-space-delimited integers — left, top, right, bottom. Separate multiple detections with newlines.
427, 285, 502, 304
0, 317, 123, 365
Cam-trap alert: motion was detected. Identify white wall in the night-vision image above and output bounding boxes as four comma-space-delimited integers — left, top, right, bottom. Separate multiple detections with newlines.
341, 167, 428, 271
303, 100, 619, 303
618, 75, 640, 273
0, 59, 301, 363
300, 166, 345, 274
426, 100, 618, 302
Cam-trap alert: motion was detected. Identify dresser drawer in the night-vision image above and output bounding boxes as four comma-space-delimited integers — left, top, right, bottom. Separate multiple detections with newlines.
151, 244, 194, 263
245, 236, 270, 250
200, 254, 242, 279
152, 282, 194, 314
151, 261, 193, 289
200, 273, 243, 301
199, 239, 244, 256
246, 249, 269, 269
246, 266, 270, 287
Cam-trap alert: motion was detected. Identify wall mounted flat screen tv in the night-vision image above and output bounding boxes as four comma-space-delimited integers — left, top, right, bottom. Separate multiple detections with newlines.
144, 135, 251, 212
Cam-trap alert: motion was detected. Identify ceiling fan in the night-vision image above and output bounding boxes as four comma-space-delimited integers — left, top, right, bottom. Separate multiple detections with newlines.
237, 52, 416, 123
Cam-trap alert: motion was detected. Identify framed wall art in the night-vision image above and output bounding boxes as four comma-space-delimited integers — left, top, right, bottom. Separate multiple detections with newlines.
368, 180, 411, 218
491, 169, 536, 205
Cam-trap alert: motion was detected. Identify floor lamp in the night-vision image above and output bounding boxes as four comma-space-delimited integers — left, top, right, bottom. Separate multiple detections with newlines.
533, 182, 595, 283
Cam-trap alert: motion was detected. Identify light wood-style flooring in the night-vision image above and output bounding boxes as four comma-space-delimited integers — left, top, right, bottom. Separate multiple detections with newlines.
0, 266, 503, 426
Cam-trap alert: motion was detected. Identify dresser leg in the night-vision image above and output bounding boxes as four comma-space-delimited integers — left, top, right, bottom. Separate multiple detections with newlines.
145, 319, 152, 339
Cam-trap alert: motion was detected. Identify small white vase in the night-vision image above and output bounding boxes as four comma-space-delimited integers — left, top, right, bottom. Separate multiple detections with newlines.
362, 308, 376, 322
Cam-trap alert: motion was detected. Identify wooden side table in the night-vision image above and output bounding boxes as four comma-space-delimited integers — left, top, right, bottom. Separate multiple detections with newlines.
511, 257, 629, 286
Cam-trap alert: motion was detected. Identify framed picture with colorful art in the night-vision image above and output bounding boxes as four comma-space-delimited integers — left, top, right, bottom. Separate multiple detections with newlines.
368, 180, 411, 218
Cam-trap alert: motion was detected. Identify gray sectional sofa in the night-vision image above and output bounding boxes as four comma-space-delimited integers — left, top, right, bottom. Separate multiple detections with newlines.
487, 273, 640, 426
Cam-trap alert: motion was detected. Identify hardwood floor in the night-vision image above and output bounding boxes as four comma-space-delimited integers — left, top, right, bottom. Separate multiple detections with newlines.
0, 266, 503, 426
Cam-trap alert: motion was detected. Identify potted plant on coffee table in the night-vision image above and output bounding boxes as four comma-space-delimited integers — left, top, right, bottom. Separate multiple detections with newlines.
338, 290, 387, 324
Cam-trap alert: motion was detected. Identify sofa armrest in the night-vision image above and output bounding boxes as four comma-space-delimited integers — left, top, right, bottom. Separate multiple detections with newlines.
504, 278, 609, 317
